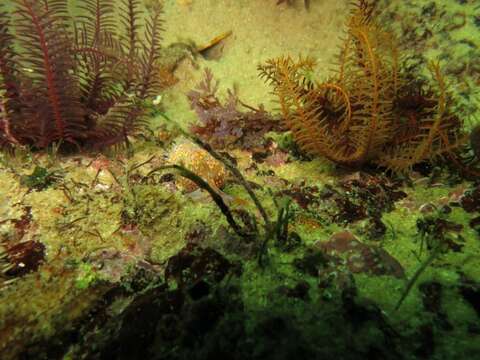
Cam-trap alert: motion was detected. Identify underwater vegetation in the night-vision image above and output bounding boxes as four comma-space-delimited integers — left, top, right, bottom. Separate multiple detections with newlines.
0, 0, 165, 151
0, 0, 479, 359
259, 0, 465, 173
470, 124, 480, 159
188, 68, 282, 151
457, 123, 480, 177
0, 240, 45, 287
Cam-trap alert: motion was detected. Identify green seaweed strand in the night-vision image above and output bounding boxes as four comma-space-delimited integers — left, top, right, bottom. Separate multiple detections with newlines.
394, 244, 442, 311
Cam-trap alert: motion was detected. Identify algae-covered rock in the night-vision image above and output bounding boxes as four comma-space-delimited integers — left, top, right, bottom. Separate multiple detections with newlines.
122, 183, 180, 233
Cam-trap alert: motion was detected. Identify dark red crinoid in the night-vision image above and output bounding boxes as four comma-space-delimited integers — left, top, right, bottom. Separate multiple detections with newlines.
0, 0, 165, 151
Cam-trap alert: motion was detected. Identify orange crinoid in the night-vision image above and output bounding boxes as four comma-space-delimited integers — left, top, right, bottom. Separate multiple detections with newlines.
259, 0, 465, 173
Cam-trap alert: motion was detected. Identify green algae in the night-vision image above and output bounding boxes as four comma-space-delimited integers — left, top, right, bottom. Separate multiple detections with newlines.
377, 0, 480, 129
2, 148, 479, 359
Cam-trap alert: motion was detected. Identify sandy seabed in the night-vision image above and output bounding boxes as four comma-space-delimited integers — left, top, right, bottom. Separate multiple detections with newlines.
160, 0, 350, 123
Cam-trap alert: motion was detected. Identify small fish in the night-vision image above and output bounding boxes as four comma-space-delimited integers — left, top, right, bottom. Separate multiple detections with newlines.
197, 31, 233, 60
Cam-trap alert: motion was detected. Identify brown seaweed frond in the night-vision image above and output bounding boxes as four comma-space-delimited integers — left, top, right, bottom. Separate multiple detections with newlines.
259, 0, 465, 173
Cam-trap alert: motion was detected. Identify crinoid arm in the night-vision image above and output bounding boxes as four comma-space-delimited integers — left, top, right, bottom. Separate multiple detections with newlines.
0, 5, 23, 148
13, 0, 86, 148
379, 62, 467, 173
137, 1, 165, 100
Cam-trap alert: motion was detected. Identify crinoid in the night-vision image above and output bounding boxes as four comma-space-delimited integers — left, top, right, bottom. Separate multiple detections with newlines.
259, 0, 465, 173
0, 0, 165, 151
